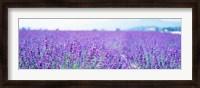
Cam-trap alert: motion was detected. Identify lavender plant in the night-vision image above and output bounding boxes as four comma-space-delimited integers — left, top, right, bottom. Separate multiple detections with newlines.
19, 30, 181, 69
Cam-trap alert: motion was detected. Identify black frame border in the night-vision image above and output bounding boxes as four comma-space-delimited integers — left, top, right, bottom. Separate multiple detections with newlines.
1, 0, 199, 88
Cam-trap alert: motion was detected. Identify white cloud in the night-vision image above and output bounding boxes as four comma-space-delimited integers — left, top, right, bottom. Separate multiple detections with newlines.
19, 19, 181, 31
160, 19, 181, 22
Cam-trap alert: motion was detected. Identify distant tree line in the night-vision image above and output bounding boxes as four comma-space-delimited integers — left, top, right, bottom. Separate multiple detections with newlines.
155, 26, 181, 32
20, 27, 31, 30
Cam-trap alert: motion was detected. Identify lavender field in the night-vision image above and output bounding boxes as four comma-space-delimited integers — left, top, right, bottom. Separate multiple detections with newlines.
19, 30, 181, 69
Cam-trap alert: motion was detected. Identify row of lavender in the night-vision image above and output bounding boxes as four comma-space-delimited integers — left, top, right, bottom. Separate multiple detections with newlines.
19, 30, 181, 69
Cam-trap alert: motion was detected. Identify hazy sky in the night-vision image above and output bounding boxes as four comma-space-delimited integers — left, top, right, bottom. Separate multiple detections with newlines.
19, 19, 181, 31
